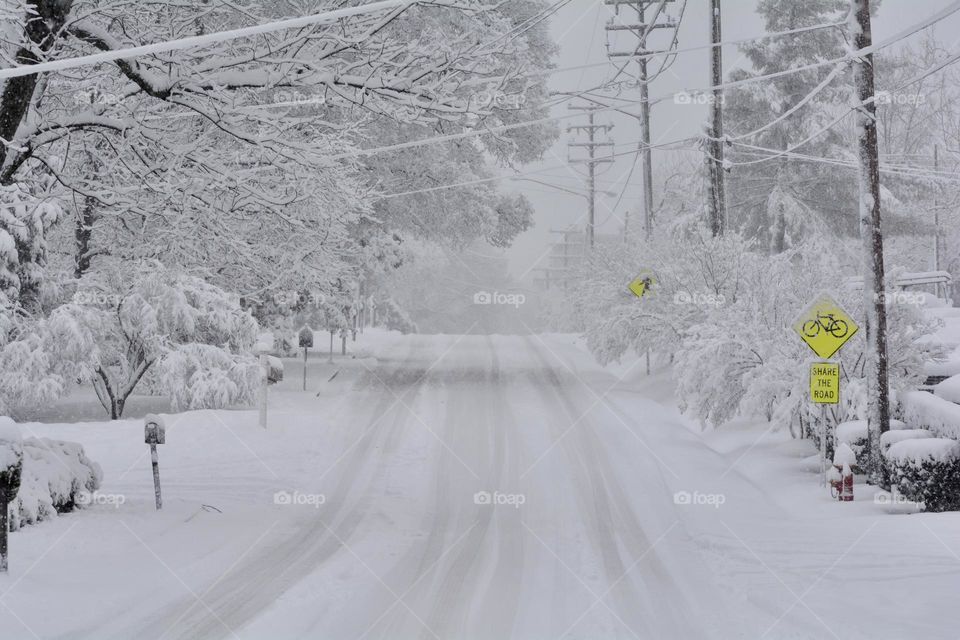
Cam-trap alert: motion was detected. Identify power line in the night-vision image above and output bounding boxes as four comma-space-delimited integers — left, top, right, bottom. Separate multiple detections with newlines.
0, 0, 430, 81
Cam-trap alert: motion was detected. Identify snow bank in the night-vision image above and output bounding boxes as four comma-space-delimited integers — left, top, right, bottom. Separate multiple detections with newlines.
880, 428, 933, 453
925, 345, 960, 378
11, 436, 103, 531
900, 390, 960, 440
886, 438, 960, 464
934, 375, 960, 404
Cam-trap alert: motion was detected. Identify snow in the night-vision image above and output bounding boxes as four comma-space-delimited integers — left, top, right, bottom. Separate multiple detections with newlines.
11, 437, 103, 531
833, 441, 857, 466
934, 374, 960, 404
901, 390, 960, 439
3, 333, 960, 639
880, 428, 933, 454
886, 438, 960, 464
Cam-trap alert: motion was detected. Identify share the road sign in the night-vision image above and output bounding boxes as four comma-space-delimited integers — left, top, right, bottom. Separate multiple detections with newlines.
792, 294, 859, 359
628, 272, 655, 298
810, 363, 840, 404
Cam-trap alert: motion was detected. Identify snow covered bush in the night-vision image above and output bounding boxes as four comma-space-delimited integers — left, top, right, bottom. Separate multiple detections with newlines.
879, 429, 933, 489
578, 225, 942, 434
901, 390, 960, 440
885, 438, 960, 512
4, 428, 103, 531
62, 263, 260, 417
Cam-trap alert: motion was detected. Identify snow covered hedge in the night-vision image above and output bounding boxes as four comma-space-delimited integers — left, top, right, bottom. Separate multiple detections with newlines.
885, 438, 960, 512
10, 436, 103, 531
879, 429, 933, 489
900, 390, 960, 440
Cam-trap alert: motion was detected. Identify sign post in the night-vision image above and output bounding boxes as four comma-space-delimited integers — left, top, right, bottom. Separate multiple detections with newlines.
810, 362, 840, 486
299, 326, 314, 392
0, 421, 23, 573
144, 415, 166, 510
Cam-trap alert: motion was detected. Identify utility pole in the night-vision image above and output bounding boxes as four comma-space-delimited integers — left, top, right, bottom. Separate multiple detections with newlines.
567, 104, 614, 248
934, 144, 942, 291
604, 0, 678, 239
706, 0, 726, 236
850, 0, 890, 484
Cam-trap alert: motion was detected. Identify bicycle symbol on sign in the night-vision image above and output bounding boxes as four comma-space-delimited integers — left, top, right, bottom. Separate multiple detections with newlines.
801, 312, 849, 339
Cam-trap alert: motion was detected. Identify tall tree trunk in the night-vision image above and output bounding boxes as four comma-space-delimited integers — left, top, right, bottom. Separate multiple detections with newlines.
74, 195, 96, 278
851, 0, 890, 484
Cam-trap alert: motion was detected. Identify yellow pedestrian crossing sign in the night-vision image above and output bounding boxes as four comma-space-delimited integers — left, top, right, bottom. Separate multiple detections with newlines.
810, 362, 840, 404
792, 294, 858, 359
628, 272, 655, 298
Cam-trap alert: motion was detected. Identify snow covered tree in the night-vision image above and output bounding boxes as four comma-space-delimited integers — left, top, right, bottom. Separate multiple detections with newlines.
62, 262, 259, 418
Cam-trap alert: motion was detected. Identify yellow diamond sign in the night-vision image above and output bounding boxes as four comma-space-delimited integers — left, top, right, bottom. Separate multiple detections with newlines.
792, 294, 859, 359
628, 272, 655, 298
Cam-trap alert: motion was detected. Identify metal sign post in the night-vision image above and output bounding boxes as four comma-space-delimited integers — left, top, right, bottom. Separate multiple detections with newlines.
144, 415, 166, 510
810, 362, 840, 487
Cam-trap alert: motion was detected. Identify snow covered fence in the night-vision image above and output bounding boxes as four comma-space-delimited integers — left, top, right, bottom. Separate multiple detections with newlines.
5, 425, 103, 531
900, 390, 960, 440
885, 438, 960, 512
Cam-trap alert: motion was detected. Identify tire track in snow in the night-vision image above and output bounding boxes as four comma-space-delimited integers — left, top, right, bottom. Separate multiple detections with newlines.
522, 336, 712, 639
106, 336, 437, 640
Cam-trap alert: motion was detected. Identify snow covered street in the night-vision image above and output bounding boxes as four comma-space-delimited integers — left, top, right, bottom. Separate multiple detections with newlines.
2, 332, 960, 639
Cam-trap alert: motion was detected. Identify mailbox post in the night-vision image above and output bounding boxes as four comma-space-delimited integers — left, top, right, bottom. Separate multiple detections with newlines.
259, 355, 284, 429
0, 421, 23, 573
144, 415, 166, 510
299, 326, 314, 392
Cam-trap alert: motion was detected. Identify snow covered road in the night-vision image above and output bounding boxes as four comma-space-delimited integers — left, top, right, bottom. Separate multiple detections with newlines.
5, 332, 960, 639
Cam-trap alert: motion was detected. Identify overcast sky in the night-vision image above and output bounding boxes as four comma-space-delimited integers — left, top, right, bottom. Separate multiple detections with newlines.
502, 0, 960, 281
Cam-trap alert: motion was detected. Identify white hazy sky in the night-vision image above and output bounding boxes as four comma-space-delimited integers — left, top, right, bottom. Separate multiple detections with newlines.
503, 0, 960, 281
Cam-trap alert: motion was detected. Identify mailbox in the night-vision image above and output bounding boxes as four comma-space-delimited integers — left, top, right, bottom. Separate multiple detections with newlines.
144, 414, 166, 445
265, 355, 284, 384
298, 326, 314, 349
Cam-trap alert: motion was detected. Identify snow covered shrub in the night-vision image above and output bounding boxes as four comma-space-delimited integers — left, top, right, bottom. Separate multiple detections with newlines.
899, 390, 960, 440
674, 244, 940, 431
879, 429, 933, 489
11, 437, 103, 531
62, 263, 260, 418
0, 295, 94, 418
0, 182, 63, 306
885, 438, 960, 512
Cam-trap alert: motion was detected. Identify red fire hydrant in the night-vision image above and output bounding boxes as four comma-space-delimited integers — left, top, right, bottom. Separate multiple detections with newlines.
828, 462, 854, 501
839, 462, 854, 502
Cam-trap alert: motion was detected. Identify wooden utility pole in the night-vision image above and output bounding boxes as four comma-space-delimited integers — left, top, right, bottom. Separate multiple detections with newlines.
706, 0, 726, 236
567, 104, 614, 248
604, 0, 677, 239
850, 0, 890, 483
